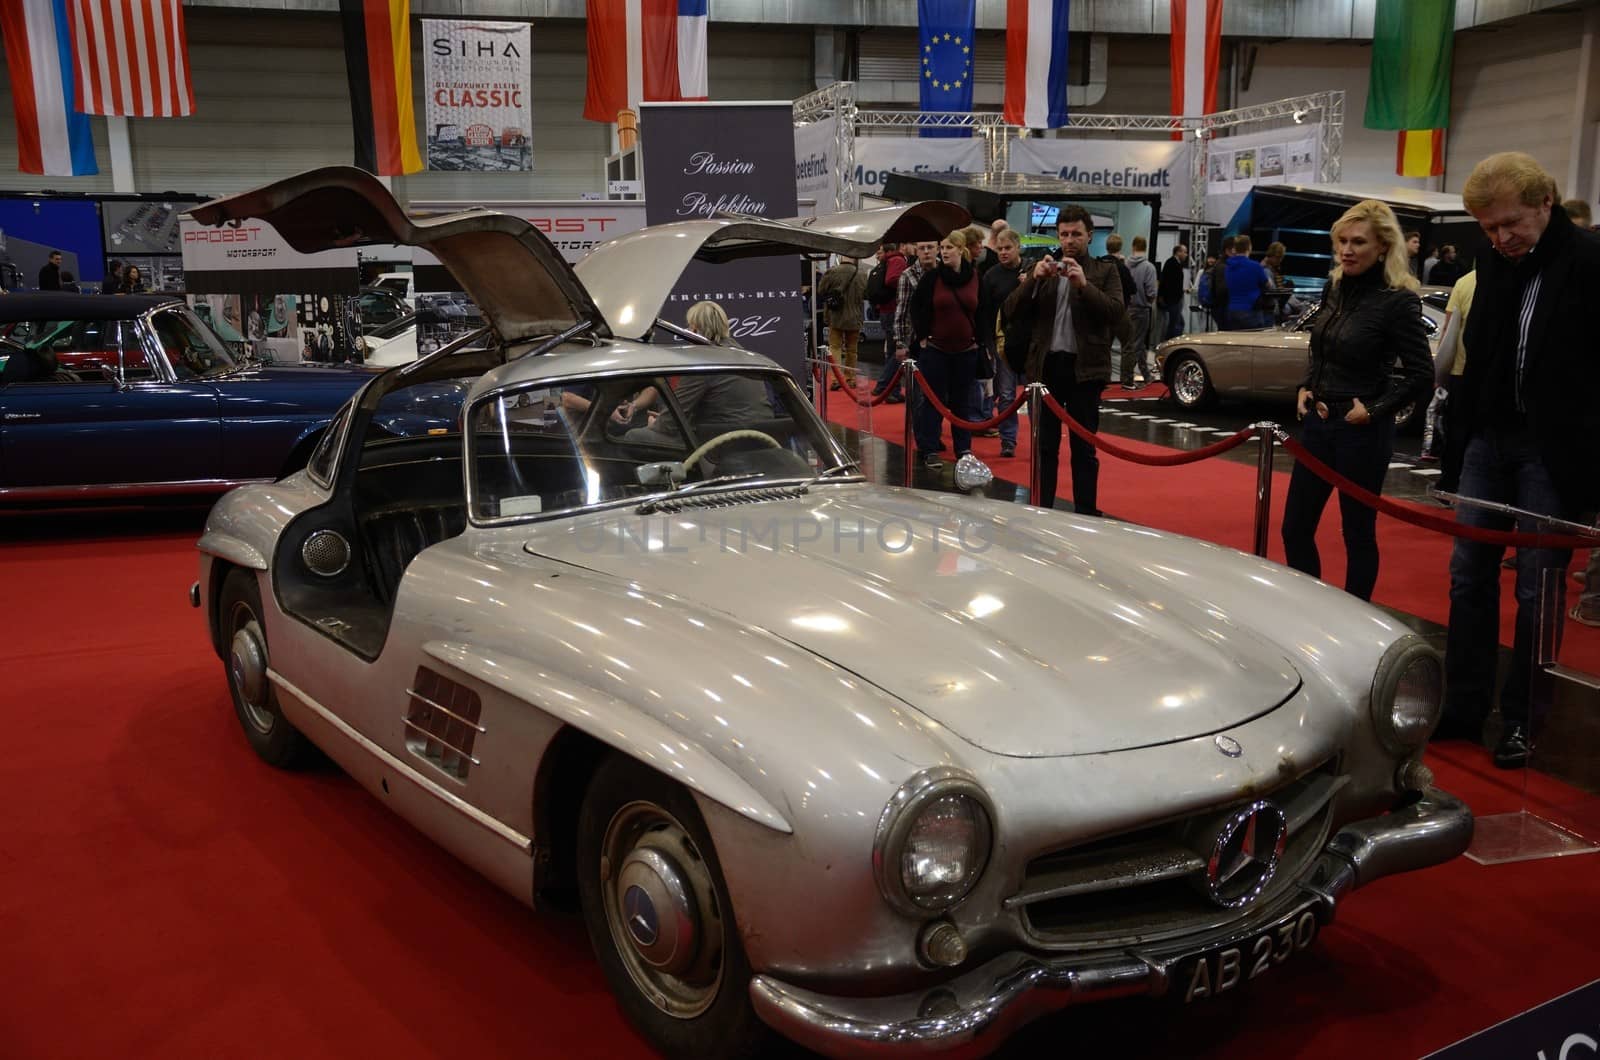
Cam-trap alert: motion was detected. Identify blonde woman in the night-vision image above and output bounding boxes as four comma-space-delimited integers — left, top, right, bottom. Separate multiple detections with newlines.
1280, 199, 1432, 601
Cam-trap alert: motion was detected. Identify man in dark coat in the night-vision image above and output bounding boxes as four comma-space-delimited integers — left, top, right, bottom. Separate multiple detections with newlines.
976, 228, 1025, 456
37, 251, 62, 291
1158, 244, 1189, 339
1003, 205, 1125, 515
1439, 152, 1600, 768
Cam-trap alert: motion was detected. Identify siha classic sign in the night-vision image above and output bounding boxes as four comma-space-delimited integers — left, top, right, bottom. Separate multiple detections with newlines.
640, 102, 804, 378
423, 20, 533, 172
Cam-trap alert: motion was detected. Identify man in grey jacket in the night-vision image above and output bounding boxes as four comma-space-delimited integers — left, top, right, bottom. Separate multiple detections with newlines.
1122, 235, 1160, 389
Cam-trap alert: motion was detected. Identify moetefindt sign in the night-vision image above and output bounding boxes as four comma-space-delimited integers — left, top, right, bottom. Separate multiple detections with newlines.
794, 115, 839, 212
178, 217, 358, 296
640, 101, 802, 378
407, 200, 648, 289
423, 19, 533, 172
1008, 138, 1190, 219
853, 136, 985, 196
1424, 980, 1600, 1060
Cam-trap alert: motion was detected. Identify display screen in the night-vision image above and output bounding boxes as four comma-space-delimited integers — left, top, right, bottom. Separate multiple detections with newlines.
1030, 202, 1060, 229
102, 200, 204, 255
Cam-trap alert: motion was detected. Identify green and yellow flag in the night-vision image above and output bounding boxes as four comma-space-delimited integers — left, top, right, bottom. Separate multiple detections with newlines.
1365, 0, 1453, 131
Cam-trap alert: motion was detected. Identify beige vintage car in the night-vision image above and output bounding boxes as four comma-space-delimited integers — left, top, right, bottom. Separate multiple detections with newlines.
189, 169, 1471, 1059
1155, 293, 1447, 430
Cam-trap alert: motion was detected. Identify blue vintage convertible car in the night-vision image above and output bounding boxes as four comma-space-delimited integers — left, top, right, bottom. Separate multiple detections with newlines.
0, 293, 460, 505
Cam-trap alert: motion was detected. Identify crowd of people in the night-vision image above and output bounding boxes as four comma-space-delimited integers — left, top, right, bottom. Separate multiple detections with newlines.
816, 149, 1598, 772
25, 252, 145, 294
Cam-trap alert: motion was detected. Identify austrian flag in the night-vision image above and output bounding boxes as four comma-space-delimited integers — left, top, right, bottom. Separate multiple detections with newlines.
1171, 0, 1224, 122
1002, 0, 1070, 130
584, 0, 708, 123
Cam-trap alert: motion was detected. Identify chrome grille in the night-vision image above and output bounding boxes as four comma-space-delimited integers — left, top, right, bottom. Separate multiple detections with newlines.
1011, 757, 1344, 948
403, 667, 484, 781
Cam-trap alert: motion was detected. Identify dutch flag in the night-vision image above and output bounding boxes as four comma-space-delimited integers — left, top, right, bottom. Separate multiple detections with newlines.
0, 0, 98, 176
583, 0, 708, 123
1003, 0, 1071, 130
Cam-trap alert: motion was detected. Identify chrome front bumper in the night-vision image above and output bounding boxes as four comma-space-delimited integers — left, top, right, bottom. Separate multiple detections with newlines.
749, 788, 1472, 1059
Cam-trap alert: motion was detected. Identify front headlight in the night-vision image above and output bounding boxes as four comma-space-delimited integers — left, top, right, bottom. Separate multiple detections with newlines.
875, 769, 994, 916
1370, 636, 1443, 753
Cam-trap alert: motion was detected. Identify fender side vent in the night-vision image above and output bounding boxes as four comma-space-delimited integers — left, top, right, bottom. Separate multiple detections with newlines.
403, 667, 485, 781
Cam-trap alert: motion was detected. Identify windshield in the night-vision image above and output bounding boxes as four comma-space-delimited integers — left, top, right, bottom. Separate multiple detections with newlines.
149, 306, 238, 378
468, 367, 851, 523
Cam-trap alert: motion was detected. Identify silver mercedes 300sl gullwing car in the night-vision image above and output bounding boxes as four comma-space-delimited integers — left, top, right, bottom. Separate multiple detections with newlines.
190, 168, 1471, 1059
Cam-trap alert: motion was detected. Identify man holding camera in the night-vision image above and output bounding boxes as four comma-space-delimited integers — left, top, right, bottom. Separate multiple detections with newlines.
1004, 206, 1125, 516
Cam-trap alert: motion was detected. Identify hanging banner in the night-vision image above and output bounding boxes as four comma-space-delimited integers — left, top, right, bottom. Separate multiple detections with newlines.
794, 116, 840, 212
1008, 137, 1191, 219
1206, 124, 1322, 223
422, 19, 533, 172
853, 136, 985, 197
641, 101, 803, 378
179, 218, 358, 296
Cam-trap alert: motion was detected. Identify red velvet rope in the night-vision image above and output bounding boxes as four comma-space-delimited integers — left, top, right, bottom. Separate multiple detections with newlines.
822, 356, 905, 407
1039, 388, 1256, 466
1279, 435, 1598, 550
911, 369, 1030, 431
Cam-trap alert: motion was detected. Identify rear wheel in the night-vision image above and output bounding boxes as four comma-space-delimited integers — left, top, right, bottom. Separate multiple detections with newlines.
1166, 353, 1215, 411
576, 755, 767, 1060
219, 568, 309, 768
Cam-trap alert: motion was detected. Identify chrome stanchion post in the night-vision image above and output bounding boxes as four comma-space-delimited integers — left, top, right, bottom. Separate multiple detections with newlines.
902, 358, 918, 487
1251, 421, 1281, 557
1027, 382, 1045, 507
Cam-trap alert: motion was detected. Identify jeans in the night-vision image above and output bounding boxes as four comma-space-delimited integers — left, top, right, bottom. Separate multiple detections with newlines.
1280, 412, 1395, 601
1036, 351, 1104, 515
1229, 309, 1267, 330
873, 350, 905, 396
913, 345, 979, 456
1445, 428, 1574, 730
992, 355, 1018, 447
1161, 301, 1186, 340
1119, 306, 1153, 383
828, 327, 860, 384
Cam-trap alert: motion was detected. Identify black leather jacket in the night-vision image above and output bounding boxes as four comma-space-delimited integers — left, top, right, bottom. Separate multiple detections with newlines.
1301, 267, 1432, 420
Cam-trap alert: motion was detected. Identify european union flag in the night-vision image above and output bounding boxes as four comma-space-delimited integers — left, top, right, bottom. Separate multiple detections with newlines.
918, 0, 976, 138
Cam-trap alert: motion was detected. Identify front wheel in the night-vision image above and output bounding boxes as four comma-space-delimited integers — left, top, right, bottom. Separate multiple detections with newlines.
218, 568, 309, 768
1166, 353, 1215, 410
576, 756, 768, 1059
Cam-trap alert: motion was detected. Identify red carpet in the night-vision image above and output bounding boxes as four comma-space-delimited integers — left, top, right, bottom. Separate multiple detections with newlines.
2, 512, 1597, 1058
828, 384, 1600, 676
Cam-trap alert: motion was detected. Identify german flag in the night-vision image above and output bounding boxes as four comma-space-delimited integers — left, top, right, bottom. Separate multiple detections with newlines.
340, 0, 423, 175
1396, 128, 1444, 178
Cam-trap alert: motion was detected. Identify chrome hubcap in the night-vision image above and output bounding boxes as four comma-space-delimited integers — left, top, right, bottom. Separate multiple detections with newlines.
227, 605, 273, 734
600, 801, 724, 1019
1172, 360, 1207, 405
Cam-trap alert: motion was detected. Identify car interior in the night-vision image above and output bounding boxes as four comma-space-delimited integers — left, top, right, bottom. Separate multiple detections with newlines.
272, 360, 812, 660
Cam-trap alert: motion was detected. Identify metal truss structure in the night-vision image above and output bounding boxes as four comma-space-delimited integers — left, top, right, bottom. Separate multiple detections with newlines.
793, 85, 1345, 253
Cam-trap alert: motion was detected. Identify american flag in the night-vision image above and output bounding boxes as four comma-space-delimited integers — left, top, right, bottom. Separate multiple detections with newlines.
65, 0, 195, 117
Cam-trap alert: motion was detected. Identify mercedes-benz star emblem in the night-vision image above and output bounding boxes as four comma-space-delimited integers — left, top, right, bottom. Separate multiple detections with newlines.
1214, 734, 1243, 757
1204, 800, 1288, 909
623, 884, 659, 947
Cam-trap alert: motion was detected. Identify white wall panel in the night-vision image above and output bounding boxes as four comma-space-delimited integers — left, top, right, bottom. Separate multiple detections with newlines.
1446, 10, 1584, 194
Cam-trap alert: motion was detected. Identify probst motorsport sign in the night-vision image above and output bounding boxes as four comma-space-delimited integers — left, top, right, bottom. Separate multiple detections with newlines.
641, 102, 804, 377
1009, 138, 1191, 219
408, 200, 648, 289
178, 217, 358, 296
423, 20, 532, 172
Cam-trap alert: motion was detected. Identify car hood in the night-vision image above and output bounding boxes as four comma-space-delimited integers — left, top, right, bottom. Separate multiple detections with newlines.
573, 203, 969, 340
522, 489, 1301, 757
187, 166, 603, 346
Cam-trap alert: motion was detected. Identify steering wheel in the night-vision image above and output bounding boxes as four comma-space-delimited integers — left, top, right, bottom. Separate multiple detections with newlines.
681, 429, 781, 474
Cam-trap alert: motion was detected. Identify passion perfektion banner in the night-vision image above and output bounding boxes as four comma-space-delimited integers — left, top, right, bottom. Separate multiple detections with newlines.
422, 19, 533, 172
640, 102, 804, 378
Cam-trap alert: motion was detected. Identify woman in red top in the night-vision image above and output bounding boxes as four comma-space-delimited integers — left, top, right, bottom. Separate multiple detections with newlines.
907, 230, 981, 470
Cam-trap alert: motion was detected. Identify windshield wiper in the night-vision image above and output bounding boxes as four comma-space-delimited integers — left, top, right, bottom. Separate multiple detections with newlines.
806, 462, 861, 487
635, 472, 773, 514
